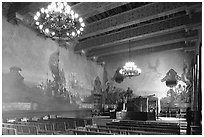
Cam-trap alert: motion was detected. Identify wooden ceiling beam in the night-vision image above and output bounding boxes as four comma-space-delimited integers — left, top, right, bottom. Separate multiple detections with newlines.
75, 12, 201, 53
71, 2, 110, 18
87, 30, 198, 58
99, 41, 196, 61
79, 2, 200, 39
82, 2, 129, 19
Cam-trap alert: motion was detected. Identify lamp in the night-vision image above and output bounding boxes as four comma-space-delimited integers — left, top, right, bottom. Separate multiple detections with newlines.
119, 41, 141, 78
33, 2, 85, 41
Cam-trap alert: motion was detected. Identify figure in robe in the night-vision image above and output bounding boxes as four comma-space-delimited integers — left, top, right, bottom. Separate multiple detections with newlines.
161, 69, 181, 88
49, 49, 66, 96
112, 67, 125, 83
93, 76, 102, 94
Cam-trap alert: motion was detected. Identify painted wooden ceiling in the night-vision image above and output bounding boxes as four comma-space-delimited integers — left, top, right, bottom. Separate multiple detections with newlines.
2, 2, 202, 64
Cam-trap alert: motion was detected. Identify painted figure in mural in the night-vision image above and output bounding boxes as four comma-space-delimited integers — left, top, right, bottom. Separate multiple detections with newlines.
112, 67, 125, 83
126, 87, 133, 100
180, 62, 193, 104
161, 69, 181, 88
49, 49, 66, 97
104, 82, 111, 103
94, 76, 102, 93
181, 63, 192, 100
181, 63, 191, 86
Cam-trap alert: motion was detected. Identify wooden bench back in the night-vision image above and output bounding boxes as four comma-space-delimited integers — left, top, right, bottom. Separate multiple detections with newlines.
87, 126, 170, 135
2, 123, 38, 135
2, 127, 17, 135
106, 121, 180, 135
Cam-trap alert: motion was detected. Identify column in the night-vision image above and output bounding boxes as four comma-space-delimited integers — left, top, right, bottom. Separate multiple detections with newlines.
157, 97, 161, 117
146, 98, 149, 112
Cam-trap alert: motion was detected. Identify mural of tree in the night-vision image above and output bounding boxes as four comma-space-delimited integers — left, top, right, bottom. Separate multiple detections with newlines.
161, 83, 188, 112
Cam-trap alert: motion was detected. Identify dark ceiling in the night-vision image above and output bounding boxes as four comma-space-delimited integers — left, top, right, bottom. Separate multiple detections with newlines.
2, 2, 202, 64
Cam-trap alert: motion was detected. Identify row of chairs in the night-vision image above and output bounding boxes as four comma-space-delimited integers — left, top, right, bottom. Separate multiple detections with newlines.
106, 121, 180, 135
85, 126, 167, 135
2, 127, 17, 135
2, 117, 93, 135
66, 129, 114, 135
15, 122, 61, 134
110, 120, 180, 127
2, 123, 38, 135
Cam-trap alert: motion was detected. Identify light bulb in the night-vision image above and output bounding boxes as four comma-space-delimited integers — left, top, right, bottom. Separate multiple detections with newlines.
81, 22, 85, 27
35, 22, 40, 25
45, 28, 49, 33
65, 9, 70, 14
52, 32, 55, 36
77, 30, 80, 34
80, 27, 84, 31
66, 32, 70, 36
70, 10, 74, 15
36, 12, 40, 17
34, 16, 38, 20
71, 31, 76, 36
57, 2, 60, 6
71, 15, 75, 19
41, 8, 45, 13
66, 5, 71, 11
74, 13, 79, 18
79, 17, 83, 22
39, 25, 43, 30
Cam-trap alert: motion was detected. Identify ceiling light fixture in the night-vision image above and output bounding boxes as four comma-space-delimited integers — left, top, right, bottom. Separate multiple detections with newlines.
33, 2, 85, 41
119, 41, 141, 78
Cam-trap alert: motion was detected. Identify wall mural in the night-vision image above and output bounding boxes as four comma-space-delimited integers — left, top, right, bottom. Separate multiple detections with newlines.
2, 16, 105, 120
160, 61, 193, 113
147, 58, 161, 77
2, 49, 98, 113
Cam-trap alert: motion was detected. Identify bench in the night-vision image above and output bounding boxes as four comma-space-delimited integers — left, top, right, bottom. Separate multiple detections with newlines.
16, 122, 58, 134
98, 124, 177, 135
106, 121, 180, 134
67, 129, 114, 135
2, 127, 17, 135
86, 126, 170, 135
2, 123, 38, 135
3, 117, 93, 135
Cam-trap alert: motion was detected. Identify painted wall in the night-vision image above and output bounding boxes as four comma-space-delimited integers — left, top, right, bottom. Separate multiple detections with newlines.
103, 49, 193, 98
2, 16, 103, 113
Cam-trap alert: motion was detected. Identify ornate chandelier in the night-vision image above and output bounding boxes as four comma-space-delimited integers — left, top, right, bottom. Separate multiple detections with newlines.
33, 2, 85, 40
119, 61, 141, 77
119, 41, 141, 78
